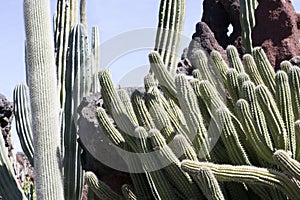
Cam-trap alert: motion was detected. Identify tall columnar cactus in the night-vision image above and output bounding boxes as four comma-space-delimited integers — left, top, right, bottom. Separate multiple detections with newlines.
154, 0, 186, 76
23, 0, 64, 198
239, 0, 258, 54
13, 83, 34, 166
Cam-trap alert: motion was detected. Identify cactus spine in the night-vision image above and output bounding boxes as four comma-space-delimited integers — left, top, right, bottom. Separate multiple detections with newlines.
24, 0, 64, 198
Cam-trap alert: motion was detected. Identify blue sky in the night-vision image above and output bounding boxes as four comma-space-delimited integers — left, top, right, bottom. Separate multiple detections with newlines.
0, 1, 299, 151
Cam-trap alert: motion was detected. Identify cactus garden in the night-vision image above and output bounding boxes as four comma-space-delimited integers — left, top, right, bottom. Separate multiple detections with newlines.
1, 0, 300, 200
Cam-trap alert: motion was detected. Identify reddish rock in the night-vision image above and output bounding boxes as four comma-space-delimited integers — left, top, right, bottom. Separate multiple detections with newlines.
252, 0, 300, 69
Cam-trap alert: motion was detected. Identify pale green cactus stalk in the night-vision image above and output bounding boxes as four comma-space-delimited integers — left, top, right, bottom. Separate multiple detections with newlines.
154, 0, 185, 75
253, 47, 276, 94
91, 25, 101, 93
0, 133, 27, 199
255, 85, 288, 151
295, 120, 300, 161
210, 50, 229, 83
240, 0, 257, 54
144, 73, 158, 92
194, 50, 217, 86
275, 71, 295, 157
84, 171, 124, 200
237, 72, 250, 95
226, 45, 244, 73
148, 51, 177, 100
170, 134, 198, 161
214, 107, 251, 165
236, 99, 273, 163
196, 167, 225, 200
240, 81, 273, 150
121, 184, 137, 200
13, 83, 34, 165
273, 150, 300, 181
280, 60, 292, 73
130, 90, 155, 130
181, 160, 300, 200
149, 129, 204, 200
242, 54, 264, 86
288, 66, 300, 121
96, 107, 125, 146
226, 68, 240, 104
117, 89, 139, 126
24, 0, 64, 198
175, 74, 212, 160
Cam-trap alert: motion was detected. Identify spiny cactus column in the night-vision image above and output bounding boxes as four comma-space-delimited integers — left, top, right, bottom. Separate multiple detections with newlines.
13, 83, 34, 166
24, 0, 64, 199
154, 0, 185, 75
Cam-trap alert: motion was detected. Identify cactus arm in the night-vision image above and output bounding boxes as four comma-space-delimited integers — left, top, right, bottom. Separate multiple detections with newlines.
241, 81, 273, 150
24, 0, 64, 198
275, 71, 295, 157
273, 150, 300, 181
295, 120, 300, 161
79, 0, 88, 29
236, 99, 274, 163
288, 66, 300, 121
194, 50, 217, 87
240, 0, 254, 54
237, 72, 250, 95
117, 89, 139, 126
148, 51, 177, 101
210, 50, 229, 84
226, 68, 240, 104
169, 134, 198, 161
121, 184, 137, 200
85, 171, 124, 200
226, 45, 244, 73
242, 54, 264, 86
253, 47, 276, 94
130, 90, 155, 130
96, 107, 125, 146
280, 60, 292, 73
149, 129, 204, 199
196, 167, 225, 200
181, 160, 300, 200
144, 73, 158, 92
13, 83, 34, 165
255, 85, 288, 150
91, 26, 101, 93
175, 75, 212, 160
215, 107, 251, 165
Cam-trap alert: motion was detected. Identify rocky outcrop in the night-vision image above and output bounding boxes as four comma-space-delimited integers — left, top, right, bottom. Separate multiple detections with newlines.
252, 0, 300, 69
0, 93, 14, 157
195, 0, 300, 69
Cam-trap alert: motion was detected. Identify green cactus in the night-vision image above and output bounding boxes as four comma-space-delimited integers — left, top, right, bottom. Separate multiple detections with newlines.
242, 54, 264, 86
226, 45, 244, 73
240, 0, 257, 54
13, 83, 34, 165
288, 66, 300, 121
253, 47, 276, 94
84, 171, 124, 200
121, 184, 137, 200
275, 70, 295, 156
181, 160, 300, 200
280, 60, 292, 73
154, 0, 185, 75
24, 0, 64, 198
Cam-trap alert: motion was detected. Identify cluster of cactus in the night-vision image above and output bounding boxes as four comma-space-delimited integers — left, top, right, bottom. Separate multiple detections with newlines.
0, 0, 100, 199
87, 43, 300, 199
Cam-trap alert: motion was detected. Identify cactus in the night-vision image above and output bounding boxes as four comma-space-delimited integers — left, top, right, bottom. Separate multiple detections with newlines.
13, 83, 34, 165
24, 0, 64, 198
84, 171, 124, 200
240, 0, 257, 54
154, 0, 186, 75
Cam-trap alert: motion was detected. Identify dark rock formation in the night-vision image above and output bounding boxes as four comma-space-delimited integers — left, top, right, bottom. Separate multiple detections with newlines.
252, 0, 300, 69
197, 0, 300, 69
202, 0, 242, 50
187, 22, 227, 67
0, 93, 14, 157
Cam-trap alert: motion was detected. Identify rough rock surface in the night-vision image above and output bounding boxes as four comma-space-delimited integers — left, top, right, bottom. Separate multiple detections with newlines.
196, 0, 300, 69
0, 93, 14, 157
252, 0, 300, 69
187, 22, 227, 67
